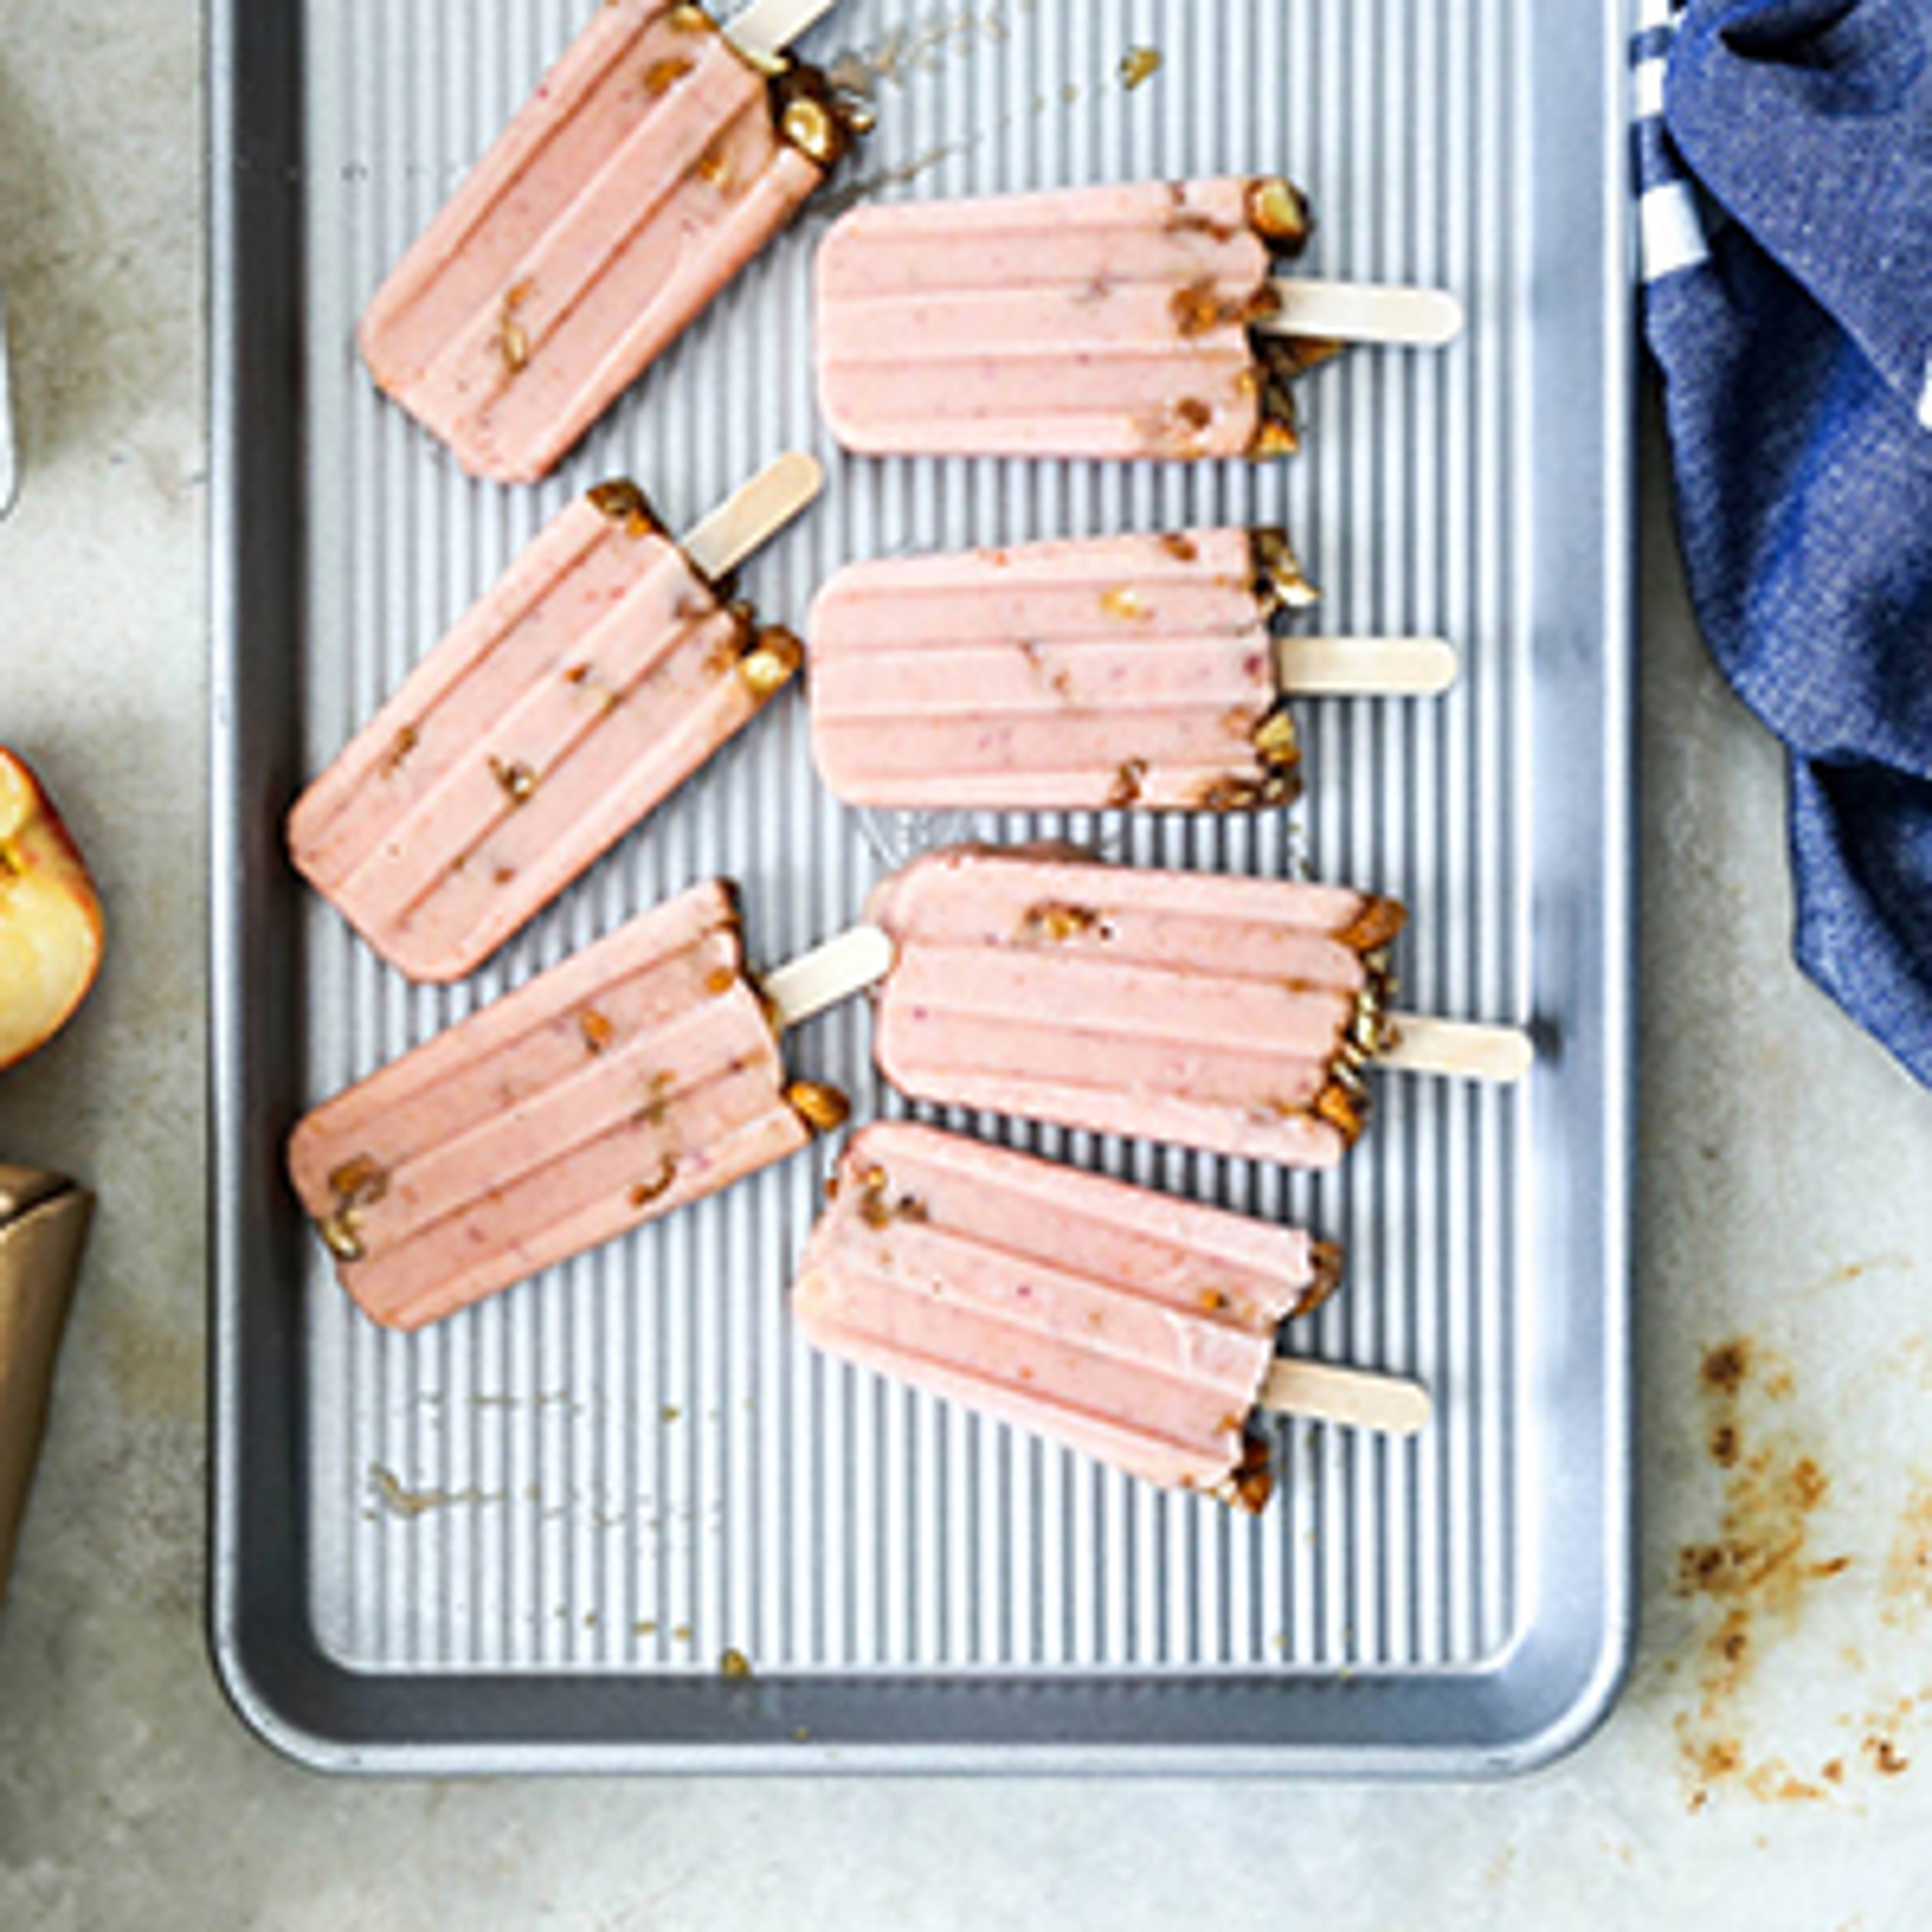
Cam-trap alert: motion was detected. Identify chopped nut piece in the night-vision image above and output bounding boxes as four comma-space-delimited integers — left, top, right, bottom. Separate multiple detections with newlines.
786, 1081, 852, 1134
705, 966, 741, 998
1119, 46, 1163, 90
319, 1210, 366, 1263
1107, 759, 1149, 809
629, 1157, 678, 1211
1252, 529, 1321, 610
580, 1009, 615, 1056
1160, 534, 1200, 564
1100, 584, 1152, 622
693, 140, 735, 191
643, 55, 694, 95
489, 757, 538, 805
328, 1155, 389, 1209
588, 479, 659, 537
719, 1648, 754, 1680
1253, 708, 1301, 769
379, 725, 419, 777
667, 3, 714, 33
1019, 900, 1108, 944
781, 95, 837, 166
1246, 176, 1314, 254
739, 628, 803, 699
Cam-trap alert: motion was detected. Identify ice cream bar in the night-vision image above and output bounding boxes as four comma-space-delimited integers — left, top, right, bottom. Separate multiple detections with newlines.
360, 0, 858, 482
288, 879, 845, 1331
796, 1123, 1427, 1509
288, 455, 821, 984
808, 527, 1456, 812
866, 848, 1527, 1169
816, 177, 1461, 461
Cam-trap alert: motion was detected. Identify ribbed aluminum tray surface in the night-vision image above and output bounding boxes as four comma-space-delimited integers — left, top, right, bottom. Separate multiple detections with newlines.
210, 0, 1633, 1771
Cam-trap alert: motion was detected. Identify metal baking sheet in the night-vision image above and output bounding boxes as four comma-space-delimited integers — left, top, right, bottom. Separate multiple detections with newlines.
210, 0, 1634, 1773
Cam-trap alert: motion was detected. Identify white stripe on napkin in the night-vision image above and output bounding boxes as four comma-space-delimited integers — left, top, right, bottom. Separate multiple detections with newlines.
1641, 181, 1710, 283
1919, 356, 1932, 434
1634, 54, 1667, 120
1635, 0, 1678, 31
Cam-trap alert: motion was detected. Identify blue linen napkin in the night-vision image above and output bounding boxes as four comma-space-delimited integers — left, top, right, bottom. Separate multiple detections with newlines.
1634, 0, 1932, 1086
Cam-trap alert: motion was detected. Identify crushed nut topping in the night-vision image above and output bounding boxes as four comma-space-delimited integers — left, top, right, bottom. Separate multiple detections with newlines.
1107, 759, 1149, 809
643, 55, 694, 95
1160, 533, 1199, 564
489, 756, 538, 805
630, 1158, 678, 1211
1246, 177, 1314, 254
1099, 584, 1152, 622
1019, 900, 1109, 944
587, 478, 659, 537
739, 628, 803, 699
787, 1081, 852, 1135
379, 725, 419, 777
580, 1009, 615, 1056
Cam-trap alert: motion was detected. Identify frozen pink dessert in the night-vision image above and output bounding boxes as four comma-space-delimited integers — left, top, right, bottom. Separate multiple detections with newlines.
815, 176, 1336, 461
360, 0, 857, 482
288, 879, 844, 1331
795, 1122, 1343, 1507
866, 848, 1406, 1168
809, 526, 1328, 811
288, 479, 804, 983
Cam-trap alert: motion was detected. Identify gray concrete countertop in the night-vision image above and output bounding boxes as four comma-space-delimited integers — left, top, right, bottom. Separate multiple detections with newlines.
4, 3, 1931, 1925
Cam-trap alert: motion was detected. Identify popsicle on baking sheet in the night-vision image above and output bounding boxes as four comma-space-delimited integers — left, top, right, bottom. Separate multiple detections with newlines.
865, 848, 1531, 1169
795, 1123, 1429, 1510
815, 177, 1461, 461
288, 878, 857, 1331
360, 0, 860, 482
808, 527, 1456, 812
288, 453, 822, 984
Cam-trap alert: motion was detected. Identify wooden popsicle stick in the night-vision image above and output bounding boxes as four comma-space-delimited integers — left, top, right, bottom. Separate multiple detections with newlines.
726, 0, 842, 64
1380, 1014, 1534, 1085
1258, 279, 1464, 348
763, 925, 896, 1030
682, 451, 825, 582
1257, 1359, 1431, 1436
1272, 635, 1458, 698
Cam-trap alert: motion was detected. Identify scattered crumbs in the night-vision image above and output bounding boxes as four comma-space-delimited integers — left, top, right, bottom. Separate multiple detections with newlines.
1119, 45, 1162, 90
720, 1648, 754, 1680
673, 1624, 693, 1643
663, 1404, 684, 1423
1271, 1633, 1289, 1654
1821, 1756, 1845, 1784
1865, 1736, 1910, 1777
1061, 80, 1080, 104
368, 1466, 497, 1519
636, 1621, 659, 1637
1483, 1844, 1516, 1890
1881, 1471, 1932, 1628
583, 1613, 599, 1629
1672, 1339, 1855, 1810
1815, 1253, 1911, 1292
793, 1726, 813, 1744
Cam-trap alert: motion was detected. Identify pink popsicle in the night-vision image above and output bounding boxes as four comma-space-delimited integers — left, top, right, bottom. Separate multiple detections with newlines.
866, 849, 1406, 1168
809, 526, 1325, 811
360, 0, 857, 482
795, 1122, 1343, 1507
288, 476, 806, 984
288, 879, 837, 1331
815, 177, 1335, 461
